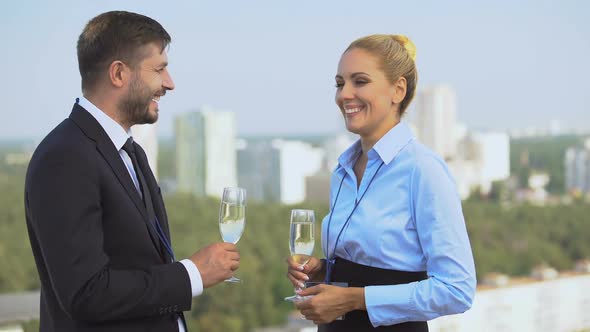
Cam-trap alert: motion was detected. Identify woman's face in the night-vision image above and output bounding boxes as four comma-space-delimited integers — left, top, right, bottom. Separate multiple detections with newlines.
335, 48, 403, 139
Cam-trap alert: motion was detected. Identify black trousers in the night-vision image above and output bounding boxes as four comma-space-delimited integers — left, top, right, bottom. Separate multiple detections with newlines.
319, 257, 429, 332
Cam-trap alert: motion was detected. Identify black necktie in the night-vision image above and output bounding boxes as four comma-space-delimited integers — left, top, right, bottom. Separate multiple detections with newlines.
122, 137, 157, 220
123, 138, 176, 260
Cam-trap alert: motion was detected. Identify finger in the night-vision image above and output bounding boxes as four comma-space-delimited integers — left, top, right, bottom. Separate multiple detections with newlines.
289, 269, 310, 281
294, 298, 313, 310
295, 302, 307, 310
302, 259, 322, 274
287, 270, 308, 286
287, 273, 306, 288
227, 251, 240, 261
298, 284, 322, 296
301, 258, 317, 268
300, 264, 310, 274
300, 309, 311, 316
288, 261, 305, 271
220, 242, 238, 251
286, 265, 304, 276
303, 311, 319, 321
229, 260, 240, 271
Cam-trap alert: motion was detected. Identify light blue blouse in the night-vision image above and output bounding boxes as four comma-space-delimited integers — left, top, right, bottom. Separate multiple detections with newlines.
321, 121, 476, 327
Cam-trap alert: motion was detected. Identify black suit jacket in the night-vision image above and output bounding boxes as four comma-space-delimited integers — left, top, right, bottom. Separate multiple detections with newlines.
25, 103, 192, 331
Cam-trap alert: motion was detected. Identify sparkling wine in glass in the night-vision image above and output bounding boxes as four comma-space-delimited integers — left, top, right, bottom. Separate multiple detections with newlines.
219, 187, 246, 283
285, 209, 315, 301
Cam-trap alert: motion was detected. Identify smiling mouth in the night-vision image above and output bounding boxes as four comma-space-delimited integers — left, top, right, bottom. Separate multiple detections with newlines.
152, 90, 167, 103
344, 107, 363, 114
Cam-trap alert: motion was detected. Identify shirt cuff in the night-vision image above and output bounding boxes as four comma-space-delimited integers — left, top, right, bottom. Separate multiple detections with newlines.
179, 259, 204, 297
365, 284, 416, 327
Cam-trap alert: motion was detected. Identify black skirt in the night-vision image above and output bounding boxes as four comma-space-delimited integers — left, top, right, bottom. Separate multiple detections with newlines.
319, 257, 429, 332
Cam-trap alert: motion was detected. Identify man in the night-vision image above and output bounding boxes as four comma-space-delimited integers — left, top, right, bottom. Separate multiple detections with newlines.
24, 11, 239, 331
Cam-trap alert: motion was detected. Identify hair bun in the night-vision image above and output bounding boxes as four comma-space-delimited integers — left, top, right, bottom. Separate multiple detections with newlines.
392, 35, 416, 62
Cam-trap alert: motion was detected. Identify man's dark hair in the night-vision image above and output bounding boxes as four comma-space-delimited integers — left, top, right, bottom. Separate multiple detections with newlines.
77, 11, 171, 92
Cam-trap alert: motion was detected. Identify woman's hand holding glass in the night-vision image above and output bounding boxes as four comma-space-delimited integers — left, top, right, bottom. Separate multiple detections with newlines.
286, 256, 325, 289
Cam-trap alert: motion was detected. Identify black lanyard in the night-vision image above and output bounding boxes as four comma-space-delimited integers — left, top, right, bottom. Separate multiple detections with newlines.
324, 160, 384, 282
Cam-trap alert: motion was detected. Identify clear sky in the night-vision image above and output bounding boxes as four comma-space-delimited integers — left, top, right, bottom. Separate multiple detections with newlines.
2, 0, 589, 139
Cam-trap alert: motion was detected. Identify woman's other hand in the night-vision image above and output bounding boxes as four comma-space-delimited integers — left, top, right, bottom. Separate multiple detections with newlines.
295, 284, 365, 324
286, 256, 325, 288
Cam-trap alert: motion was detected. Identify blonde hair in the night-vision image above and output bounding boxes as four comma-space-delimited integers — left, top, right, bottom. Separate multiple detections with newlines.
345, 34, 418, 115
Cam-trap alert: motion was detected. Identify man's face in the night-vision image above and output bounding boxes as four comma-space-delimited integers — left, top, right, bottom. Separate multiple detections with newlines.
119, 43, 175, 126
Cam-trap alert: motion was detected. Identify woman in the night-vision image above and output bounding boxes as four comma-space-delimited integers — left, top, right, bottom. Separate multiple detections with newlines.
286, 34, 476, 331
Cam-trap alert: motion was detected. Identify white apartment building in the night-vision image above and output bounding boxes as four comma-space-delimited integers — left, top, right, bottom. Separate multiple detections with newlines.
131, 123, 159, 178
448, 131, 510, 198
175, 108, 237, 198
413, 85, 458, 160
565, 139, 590, 194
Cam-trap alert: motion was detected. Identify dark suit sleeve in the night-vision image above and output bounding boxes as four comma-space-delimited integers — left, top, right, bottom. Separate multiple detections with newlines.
26, 143, 191, 322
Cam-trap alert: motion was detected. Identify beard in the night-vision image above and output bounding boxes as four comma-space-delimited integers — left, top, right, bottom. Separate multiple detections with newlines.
118, 74, 160, 126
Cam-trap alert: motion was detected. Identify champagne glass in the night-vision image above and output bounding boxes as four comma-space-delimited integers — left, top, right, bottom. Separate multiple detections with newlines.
219, 187, 246, 283
285, 209, 315, 301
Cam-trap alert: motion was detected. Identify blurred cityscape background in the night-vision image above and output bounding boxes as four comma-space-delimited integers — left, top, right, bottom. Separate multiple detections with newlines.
1, 1, 589, 331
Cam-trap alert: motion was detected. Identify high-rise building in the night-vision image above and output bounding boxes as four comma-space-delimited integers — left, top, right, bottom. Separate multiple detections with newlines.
449, 131, 510, 198
413, 85, 457, 160
175, 108, 237, 198
131, 123, 159, 179
472, 131, 510, 193
565, 144, 590, 195
237, 139, 324, 204
236, 139, 280, 203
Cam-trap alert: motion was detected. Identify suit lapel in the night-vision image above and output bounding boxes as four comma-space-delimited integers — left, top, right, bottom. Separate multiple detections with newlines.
68, 104, 163, 256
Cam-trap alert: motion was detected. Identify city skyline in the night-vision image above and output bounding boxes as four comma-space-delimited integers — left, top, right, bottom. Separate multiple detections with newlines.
2, 0, 589, 139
